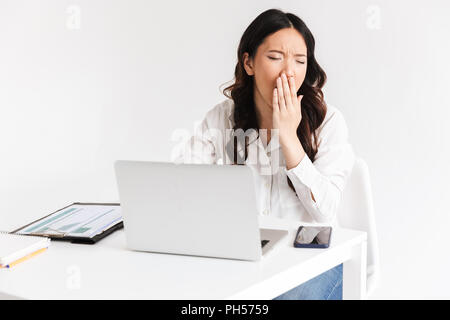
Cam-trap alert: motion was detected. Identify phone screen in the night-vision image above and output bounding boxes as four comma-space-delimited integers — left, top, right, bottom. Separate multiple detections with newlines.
295, 226, 332, 245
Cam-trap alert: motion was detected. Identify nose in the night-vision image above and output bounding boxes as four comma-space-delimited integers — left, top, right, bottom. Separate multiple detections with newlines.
280, 62, 295, 79
279, 71, 295, 82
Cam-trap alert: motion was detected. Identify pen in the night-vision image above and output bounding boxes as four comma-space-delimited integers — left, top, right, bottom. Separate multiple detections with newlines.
2, 247, 48, 269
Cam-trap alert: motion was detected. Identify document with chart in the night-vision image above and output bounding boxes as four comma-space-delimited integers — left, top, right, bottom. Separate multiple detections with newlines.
14, 203, 123, 243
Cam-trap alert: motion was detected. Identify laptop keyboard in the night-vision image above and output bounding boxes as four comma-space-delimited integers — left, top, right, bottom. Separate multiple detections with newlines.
261, 240, 269, 248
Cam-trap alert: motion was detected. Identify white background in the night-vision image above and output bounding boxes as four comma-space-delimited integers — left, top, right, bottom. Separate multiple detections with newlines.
1, 0, 450, 299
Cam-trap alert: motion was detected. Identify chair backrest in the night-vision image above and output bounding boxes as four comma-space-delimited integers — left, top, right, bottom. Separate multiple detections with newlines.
337, 157, 380, 297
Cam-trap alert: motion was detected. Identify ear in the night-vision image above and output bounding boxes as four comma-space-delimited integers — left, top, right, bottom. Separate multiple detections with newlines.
243, 52, 255, 76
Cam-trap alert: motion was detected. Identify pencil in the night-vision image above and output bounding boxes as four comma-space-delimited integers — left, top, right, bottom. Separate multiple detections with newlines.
5, 247, 48, 268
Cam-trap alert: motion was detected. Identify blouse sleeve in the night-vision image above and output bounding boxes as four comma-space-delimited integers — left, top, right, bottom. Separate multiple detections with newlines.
170, 112, 218, 165
284, 108, 355, 224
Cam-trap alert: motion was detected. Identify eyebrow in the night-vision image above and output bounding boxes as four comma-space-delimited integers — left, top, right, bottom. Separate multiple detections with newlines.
267, 50, 306, 57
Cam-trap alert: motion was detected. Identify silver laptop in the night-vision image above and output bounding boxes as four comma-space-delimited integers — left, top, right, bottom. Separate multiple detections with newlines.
114, 160, 288, 261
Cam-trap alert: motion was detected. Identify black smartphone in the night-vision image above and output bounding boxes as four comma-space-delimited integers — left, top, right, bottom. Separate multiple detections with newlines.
293, 226, 332, 248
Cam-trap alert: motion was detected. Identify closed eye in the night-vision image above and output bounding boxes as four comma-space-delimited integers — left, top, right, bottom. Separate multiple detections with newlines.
268, 56, 305, 64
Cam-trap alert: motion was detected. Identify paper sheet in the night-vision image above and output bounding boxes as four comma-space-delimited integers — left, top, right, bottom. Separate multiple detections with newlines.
18, 204, 122, 238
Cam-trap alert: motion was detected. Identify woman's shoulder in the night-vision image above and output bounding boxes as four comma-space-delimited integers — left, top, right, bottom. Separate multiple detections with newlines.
202, 98, 235, 129
316, 103, 350, 142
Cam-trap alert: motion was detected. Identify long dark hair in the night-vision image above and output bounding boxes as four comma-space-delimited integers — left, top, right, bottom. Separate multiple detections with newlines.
222, 8, 328, 195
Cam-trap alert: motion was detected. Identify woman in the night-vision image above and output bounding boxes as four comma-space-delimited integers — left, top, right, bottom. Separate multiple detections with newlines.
172, 8, 354, 300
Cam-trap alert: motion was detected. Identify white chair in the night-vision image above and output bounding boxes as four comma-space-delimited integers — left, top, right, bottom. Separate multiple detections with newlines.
337, 157, 380, 298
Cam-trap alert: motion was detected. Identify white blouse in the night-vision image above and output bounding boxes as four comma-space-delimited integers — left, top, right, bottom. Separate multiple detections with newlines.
171, 99, 355, 227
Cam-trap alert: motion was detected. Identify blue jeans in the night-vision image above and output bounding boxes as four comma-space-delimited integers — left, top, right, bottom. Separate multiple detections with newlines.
273, 263, 343, 300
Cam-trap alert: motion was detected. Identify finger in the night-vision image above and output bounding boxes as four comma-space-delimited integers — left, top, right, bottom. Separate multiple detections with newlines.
298, 95, 304, 115
272, 88, 280, 129
281, 73, 292, 108
277, 77, 286, 110
272, 88, 279, 112
289, 76, 297, 99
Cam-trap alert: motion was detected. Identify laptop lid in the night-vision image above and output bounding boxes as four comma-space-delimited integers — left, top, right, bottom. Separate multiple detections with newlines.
114, 161, 263, 261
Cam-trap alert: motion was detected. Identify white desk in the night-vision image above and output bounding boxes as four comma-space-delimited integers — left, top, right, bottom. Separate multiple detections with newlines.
0, 218, 367, 300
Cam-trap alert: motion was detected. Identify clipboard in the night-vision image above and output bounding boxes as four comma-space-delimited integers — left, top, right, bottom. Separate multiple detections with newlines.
12, 202, 124, 244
